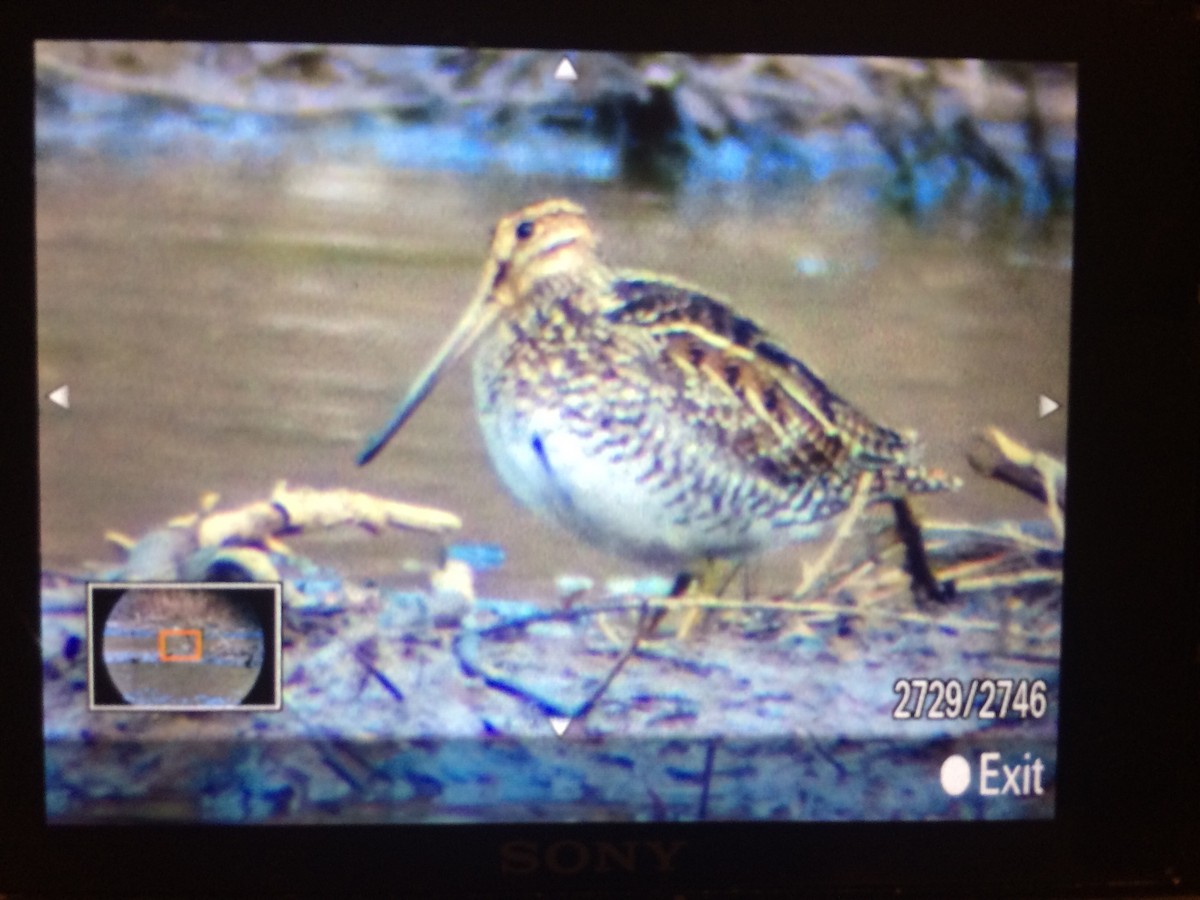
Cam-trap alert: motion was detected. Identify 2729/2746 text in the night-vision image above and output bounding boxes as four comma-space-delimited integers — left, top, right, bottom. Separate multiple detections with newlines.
892, 678, 1049, 720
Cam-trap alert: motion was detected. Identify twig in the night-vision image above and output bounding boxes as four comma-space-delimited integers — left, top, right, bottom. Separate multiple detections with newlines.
968, 428, 1066, 542
572, 600, 652, 721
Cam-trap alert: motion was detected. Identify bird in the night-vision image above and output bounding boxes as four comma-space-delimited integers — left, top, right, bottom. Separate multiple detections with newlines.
358, 198, 958, 612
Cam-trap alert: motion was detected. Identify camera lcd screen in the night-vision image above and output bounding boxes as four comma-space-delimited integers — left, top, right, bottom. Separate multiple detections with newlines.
37, 43, 1073, 824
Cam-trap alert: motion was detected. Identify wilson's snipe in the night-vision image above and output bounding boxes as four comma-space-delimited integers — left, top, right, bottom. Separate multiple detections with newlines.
359, 198, 959, 600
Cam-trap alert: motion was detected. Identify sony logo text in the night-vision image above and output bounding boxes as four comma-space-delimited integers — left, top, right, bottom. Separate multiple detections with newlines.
500, 839, 687, 876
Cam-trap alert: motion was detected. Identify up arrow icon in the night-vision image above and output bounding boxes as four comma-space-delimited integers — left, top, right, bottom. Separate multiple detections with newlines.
554, 57, 578, 82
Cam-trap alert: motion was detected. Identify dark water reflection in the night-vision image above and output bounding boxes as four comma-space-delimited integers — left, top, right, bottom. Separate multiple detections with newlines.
37, 161, 1071, 601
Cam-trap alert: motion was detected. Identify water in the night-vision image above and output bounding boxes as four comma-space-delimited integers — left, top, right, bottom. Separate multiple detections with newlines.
37, 160, 1072, 603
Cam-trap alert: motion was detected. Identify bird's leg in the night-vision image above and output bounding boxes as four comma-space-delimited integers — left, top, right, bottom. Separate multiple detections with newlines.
640, 572, 692, 641
890, 497, 955, 604
793, 472, 872, 598
675, 558, 741, 640
640, 560, 740, 641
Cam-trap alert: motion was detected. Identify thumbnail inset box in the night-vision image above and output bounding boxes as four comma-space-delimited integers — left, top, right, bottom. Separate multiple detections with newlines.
87, 582, 282, 711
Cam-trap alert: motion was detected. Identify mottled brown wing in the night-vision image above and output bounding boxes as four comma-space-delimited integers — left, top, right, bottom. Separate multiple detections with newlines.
606, 273, 911, 487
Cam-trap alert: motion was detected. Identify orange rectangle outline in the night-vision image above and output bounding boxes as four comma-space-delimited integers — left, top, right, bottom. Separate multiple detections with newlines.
157, 627, 203, 662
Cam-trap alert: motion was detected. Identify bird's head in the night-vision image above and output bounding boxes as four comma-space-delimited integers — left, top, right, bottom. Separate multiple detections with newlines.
357, 198, 596, 465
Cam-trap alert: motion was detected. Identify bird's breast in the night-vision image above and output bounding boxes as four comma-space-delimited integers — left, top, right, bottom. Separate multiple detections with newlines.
469, 322, 816, 565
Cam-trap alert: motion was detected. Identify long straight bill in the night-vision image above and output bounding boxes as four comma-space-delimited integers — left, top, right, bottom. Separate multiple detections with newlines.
356, 294, 500, 466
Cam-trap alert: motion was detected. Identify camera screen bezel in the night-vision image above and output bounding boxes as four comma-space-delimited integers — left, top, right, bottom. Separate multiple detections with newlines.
2, 0, 1196, 894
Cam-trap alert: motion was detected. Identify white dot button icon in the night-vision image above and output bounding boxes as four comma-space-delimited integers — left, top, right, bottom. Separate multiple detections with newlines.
940, 754, 971, 796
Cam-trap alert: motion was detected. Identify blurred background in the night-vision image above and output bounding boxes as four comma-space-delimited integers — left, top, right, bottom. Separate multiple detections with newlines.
37, 43, 1075, 214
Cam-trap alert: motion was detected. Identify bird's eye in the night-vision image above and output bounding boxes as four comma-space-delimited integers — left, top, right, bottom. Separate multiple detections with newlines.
515, 220, 535, 240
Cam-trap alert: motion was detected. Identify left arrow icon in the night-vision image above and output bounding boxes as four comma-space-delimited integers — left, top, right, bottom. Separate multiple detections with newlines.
49, 385, 70, 409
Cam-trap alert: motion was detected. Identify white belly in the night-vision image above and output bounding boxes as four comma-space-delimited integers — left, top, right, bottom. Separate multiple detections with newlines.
474, 386, 818, 567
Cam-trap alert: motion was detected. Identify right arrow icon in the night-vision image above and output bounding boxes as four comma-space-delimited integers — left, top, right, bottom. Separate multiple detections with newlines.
1038, 394, 1060, 418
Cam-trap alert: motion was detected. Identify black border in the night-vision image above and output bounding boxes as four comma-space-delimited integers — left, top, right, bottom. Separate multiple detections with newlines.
2, 0, 1197, 895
